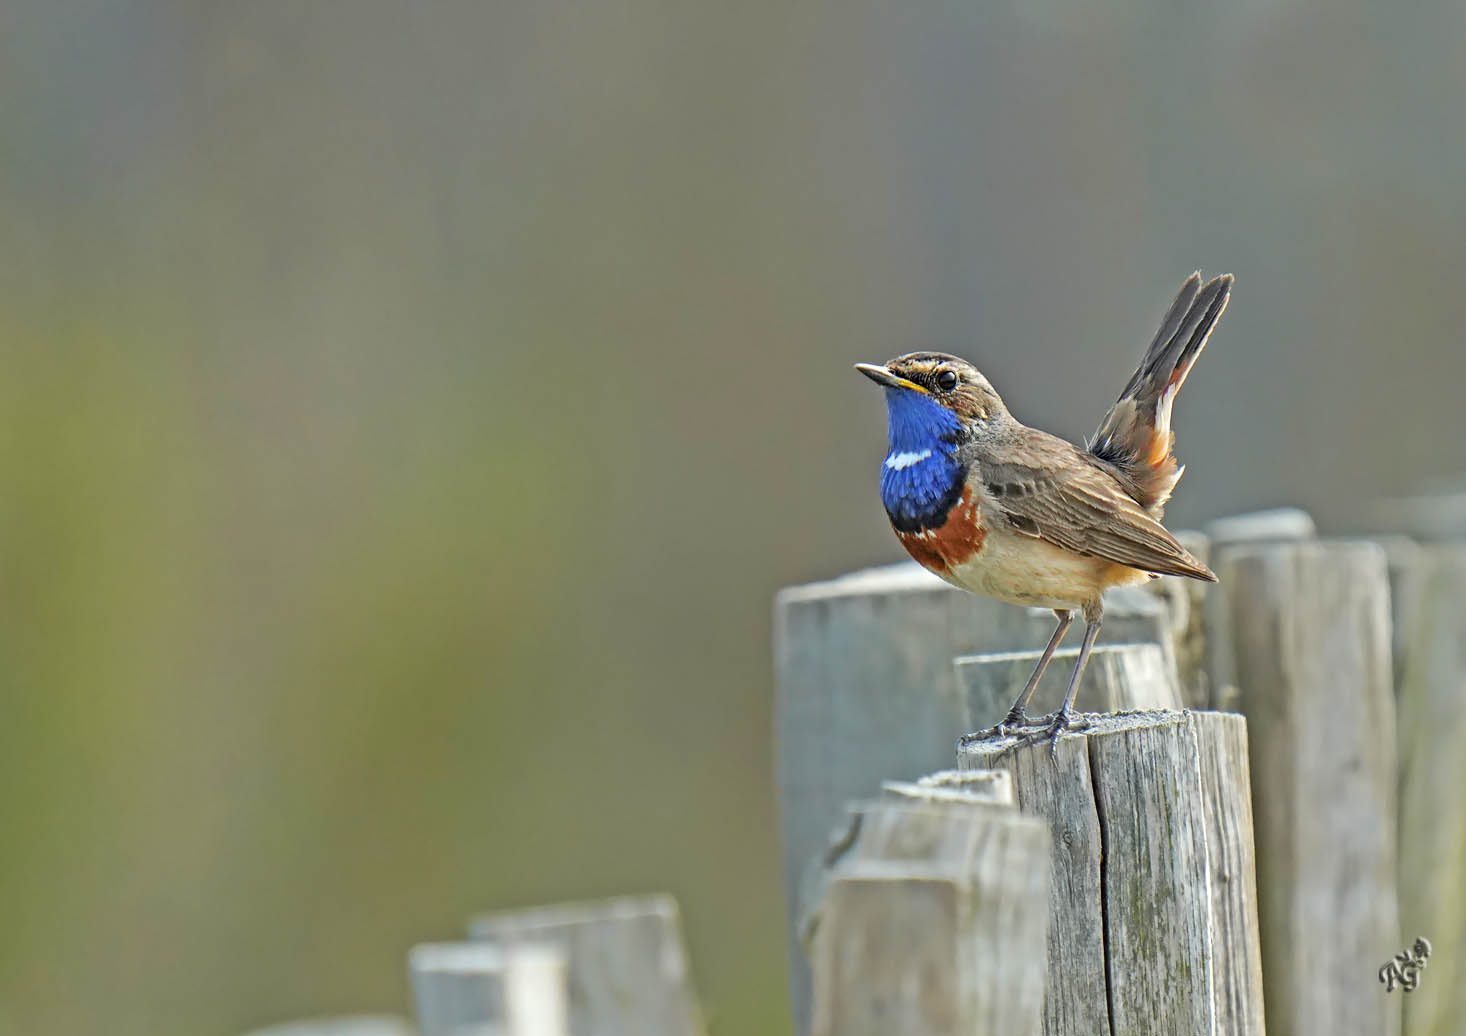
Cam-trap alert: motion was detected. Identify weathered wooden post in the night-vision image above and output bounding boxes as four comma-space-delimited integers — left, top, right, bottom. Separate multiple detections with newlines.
960, 710, 1265, 1036
774, 561, 1182, 1031
241, 1018, 412, 1036
1387, 546, 1466, 1036
1217, 540, 1400, 1036
808, 781, 1050, 1036
1146, 529, 1213, 708
954, 641, 1179, 729
1203, 507, 1317, 710
409, 941, 569, 1036
466, 895, 704, 1036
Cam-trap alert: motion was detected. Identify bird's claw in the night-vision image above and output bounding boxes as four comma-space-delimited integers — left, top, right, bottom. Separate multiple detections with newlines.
987, 709, 1093, 759
961, 709, 1078, 750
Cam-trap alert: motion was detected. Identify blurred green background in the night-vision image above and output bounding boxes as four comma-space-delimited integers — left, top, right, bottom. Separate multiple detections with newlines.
3, 2, 1466, 1034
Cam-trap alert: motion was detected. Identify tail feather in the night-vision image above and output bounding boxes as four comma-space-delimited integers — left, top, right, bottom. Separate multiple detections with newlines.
1089, 272, 1233, 513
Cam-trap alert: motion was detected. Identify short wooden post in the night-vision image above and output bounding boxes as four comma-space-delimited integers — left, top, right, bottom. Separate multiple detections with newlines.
960, 710, 1264, 1036
1217, 540, 1400, 1036
1203, 507, 1317, 709
241, 1018, 412, 1036
466, 895, 704, 1036
1390, 546, 1466, 1036
954, 642, 1179, 729
775, 562, 1182, 1032
409, 942, 569, 1036
809, 792, 1050, 1036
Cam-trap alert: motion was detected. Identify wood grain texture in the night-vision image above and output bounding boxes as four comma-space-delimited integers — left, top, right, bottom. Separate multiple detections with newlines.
810, 799, 1050, 1036
954, 642, 1179, 730
959, 729, 1108, 1036
1148, 529, 1212, 708
466, 895, 703, 1036
1218, 540, 1400, 1036
800, 772, 1016, 960
1195, 713, 1267, 1036
1203, 508, 1317, 710
774, 561, 1180, 1032
1391, 546, 1466, 1036
961, 710, 1264, 1036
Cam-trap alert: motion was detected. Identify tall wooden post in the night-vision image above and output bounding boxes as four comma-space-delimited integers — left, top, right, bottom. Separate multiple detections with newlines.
1389, 546, 1466, 1036
1217, 540, 1400, 1036
774, 562, 1182, 1032
961, 710, 1265, 1036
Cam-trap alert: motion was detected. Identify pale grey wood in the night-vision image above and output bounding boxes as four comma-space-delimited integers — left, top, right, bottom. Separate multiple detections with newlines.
884, 767, 1014, 805
466, 895, 703, 1036
954, 641, 1178, 730
1373, 535, 1427, 697
1195, 713, 1267, 1036
799, 771, 1014, 958
1391, 546, 1466, 1036
241, 1018, 412, 1036
809, 799, 1050, 1036
1204, 507, 1318, 545
410, 942, 568, 1036
774, 561, 1180, 1032
960, 710, 1264, 1036
958, 731, 1108, 1036
1148, 529, 1212, 708
1203, 507, 1317, 710
1219, 540, 1399, 1036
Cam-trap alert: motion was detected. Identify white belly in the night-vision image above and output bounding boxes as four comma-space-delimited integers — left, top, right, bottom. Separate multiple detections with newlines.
938, 523, 1148, 610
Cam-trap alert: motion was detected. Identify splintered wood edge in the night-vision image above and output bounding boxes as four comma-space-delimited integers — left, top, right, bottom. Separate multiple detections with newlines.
958, 708, 1190, 754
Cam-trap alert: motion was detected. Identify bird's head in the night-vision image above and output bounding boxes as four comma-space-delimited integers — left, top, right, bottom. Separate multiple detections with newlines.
855, 352, 1009, 530
855, 352, 1008, 438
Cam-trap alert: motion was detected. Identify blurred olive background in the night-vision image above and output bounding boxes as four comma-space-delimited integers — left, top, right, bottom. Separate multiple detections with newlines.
3, 2, 1466, 1034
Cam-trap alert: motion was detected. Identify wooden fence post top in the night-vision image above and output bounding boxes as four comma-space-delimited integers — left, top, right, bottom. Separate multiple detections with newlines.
468, 893, 683, 936
883, 768, 1014, 805
809, 796, 1050, 1036
959, 708, 1264, 1036
774, 561, 947, 604
1205, 506, 1317, 545
241, 1018, 413, 1036
464, 894, 704, 1036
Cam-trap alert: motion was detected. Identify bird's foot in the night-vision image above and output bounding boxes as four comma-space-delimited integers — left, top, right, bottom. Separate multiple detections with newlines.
960, 706, 1048, 746
998, 708, 1092, 759
960, 706, 1077, 748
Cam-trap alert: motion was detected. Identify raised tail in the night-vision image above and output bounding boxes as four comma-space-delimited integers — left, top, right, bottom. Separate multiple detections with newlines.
1089, 272, 1232, 513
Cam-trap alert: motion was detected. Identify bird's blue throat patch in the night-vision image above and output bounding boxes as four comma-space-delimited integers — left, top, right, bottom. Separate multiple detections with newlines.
879, 387, 967, 533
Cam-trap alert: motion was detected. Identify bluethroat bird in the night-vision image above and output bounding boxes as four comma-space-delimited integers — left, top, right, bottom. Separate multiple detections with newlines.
857, 273, 1231, 750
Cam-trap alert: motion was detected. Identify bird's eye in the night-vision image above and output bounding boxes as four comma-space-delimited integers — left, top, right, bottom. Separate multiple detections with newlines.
935, 369, 959, 391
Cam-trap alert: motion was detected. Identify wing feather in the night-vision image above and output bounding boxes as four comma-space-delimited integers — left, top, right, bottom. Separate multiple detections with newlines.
977, 440, 1216, 581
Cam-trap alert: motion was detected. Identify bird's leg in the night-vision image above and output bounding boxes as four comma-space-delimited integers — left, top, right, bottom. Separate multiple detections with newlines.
1036, 615, 1102, 756
999, 609, 1072, 730
960, 610, 1072, 746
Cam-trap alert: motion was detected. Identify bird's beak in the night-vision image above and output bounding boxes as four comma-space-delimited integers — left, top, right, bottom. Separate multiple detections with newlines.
854, 363, 928, 394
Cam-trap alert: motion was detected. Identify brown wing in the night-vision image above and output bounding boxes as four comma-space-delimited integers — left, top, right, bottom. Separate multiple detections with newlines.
976, 438, 1217, 581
